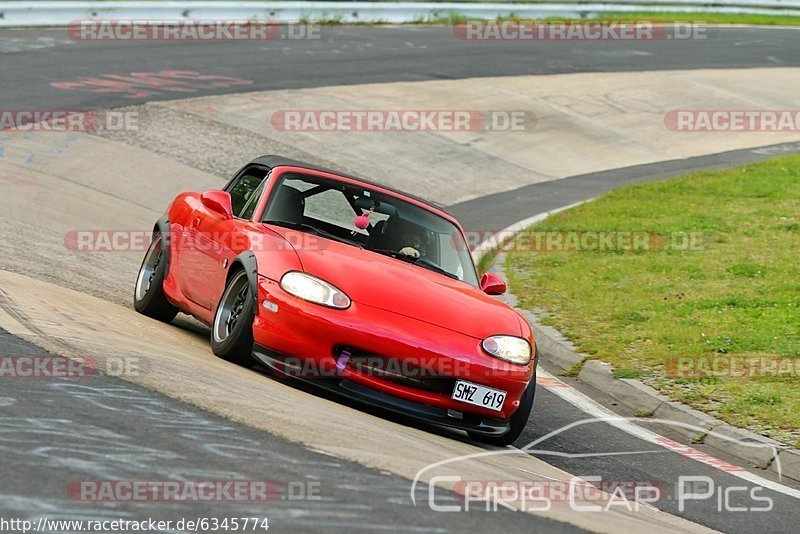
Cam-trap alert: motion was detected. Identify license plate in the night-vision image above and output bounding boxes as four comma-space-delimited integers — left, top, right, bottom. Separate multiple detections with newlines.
451, 380, 506, 412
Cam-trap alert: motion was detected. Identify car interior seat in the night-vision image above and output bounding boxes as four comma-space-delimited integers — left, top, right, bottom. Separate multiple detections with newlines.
366, 219, 389, 249
268, 186, 305, 223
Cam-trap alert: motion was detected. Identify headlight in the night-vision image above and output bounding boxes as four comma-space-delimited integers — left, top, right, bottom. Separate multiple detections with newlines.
482, 335, 531, 365
280, 271, 351, 309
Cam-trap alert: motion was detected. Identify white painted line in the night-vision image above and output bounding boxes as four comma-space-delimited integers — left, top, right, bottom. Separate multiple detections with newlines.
536, 369, 800, 499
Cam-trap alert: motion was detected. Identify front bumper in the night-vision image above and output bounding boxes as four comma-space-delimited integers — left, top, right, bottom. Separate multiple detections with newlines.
253, 276, 534, 435
253, 344, 512, 436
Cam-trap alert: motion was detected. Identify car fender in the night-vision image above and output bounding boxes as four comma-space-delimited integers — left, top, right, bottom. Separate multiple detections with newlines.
250, 226, 305, 282
514, 312, 538, 368
154, 214, 171, 273
229, 250, 259, 309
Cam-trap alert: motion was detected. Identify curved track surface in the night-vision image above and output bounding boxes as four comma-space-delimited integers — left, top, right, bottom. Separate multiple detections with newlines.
1, 24, 800, 533
1, 25, 800, 109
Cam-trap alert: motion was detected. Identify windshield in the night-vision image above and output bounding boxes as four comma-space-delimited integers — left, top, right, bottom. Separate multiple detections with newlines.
263, 172, 479, 286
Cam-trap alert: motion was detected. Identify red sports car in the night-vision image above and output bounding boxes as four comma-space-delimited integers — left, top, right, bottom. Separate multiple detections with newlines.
134, 156, 537, 445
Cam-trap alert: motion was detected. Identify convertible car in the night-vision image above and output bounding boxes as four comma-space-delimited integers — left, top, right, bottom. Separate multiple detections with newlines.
134, 156, 537, 445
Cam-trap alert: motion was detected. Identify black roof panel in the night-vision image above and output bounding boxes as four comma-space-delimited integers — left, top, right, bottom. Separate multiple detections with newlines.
251, 155, 449, 215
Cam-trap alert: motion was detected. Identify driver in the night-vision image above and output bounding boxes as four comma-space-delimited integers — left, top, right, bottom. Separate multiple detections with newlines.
399, 228, 424, 259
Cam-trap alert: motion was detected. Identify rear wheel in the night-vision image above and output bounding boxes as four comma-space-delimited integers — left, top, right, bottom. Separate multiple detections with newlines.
211, 269, 255, 366
134, 232, 179, 322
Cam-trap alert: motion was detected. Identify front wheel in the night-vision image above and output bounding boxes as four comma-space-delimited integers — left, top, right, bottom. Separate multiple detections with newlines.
211, 269, 255, 366
134, 232, 179, 322
469, 348, 538, 446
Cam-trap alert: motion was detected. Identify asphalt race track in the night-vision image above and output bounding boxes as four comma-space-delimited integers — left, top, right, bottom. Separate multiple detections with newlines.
1, 24, 800, 533
1, 25, 800, 110
0, 328, 580, 533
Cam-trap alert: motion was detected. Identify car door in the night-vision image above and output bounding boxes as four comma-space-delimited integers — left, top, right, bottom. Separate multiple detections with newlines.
182, 166, 269, 309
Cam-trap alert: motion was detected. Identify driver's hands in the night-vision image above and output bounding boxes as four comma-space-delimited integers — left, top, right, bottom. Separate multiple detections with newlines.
399, 247, 421, 259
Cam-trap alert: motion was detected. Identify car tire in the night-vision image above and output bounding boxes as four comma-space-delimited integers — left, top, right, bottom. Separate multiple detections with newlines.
134, 231, 179, 322
469, 348, 538, 447
210, 269, 255, 366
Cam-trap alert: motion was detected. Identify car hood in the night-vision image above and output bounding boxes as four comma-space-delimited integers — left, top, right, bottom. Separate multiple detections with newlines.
270, 228, 523, 339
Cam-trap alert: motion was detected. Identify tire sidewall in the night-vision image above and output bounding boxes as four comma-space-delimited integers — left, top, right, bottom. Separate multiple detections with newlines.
211, 270, 255, 361
133, 231, 176, 320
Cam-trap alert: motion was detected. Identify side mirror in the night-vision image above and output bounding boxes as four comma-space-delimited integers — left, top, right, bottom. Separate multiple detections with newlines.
480, 273, 506, 295
201, 190, 234, 220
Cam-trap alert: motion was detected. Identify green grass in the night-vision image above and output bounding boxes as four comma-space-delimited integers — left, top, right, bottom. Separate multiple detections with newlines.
383, 11, 800, 27
507, 155, 800, 447
577, 12, 800, 27
476, 248, 500, 276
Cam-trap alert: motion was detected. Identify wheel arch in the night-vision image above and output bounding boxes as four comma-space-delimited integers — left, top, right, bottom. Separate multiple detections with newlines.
228, 251, 259, 310
154, 215, 171, 274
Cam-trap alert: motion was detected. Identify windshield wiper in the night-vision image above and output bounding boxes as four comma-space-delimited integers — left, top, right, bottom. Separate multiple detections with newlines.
368, 248, 408, 260
414, 258, 460, 280
368, 248, 459, 280
264, 220, 363, 248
